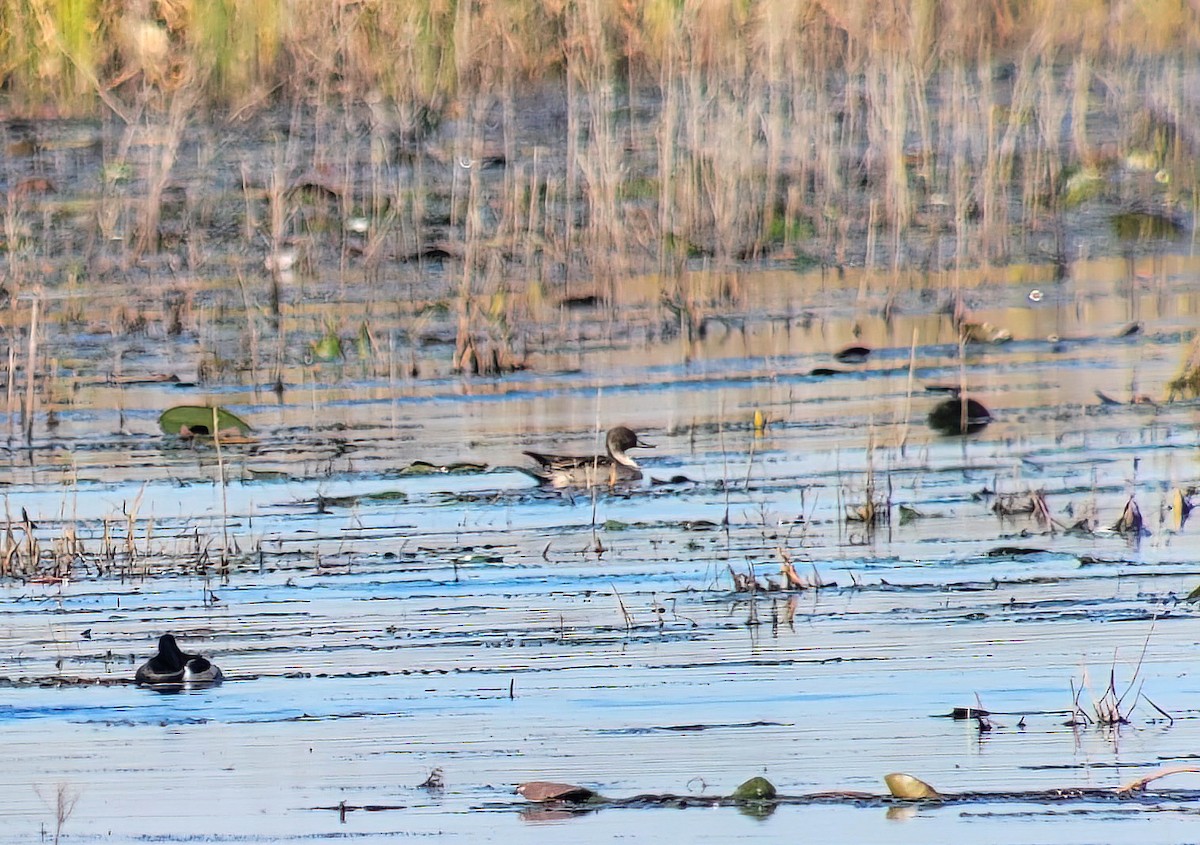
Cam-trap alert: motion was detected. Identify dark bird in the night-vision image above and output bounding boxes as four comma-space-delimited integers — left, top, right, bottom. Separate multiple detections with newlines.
834, 345, 871, 364
135, 633, 224, 686
928, 398, 992, 435
520, 426, 654, 488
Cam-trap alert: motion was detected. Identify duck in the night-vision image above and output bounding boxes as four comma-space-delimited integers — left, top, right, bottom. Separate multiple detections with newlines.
927, 397, 992, 435
135, 633, 224, 686
520, 426, 654, 488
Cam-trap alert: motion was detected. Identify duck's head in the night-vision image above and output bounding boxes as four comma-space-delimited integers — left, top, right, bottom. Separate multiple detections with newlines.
158, 633, 184, 659
183, 656, 223, 684
607, 426, 653, 468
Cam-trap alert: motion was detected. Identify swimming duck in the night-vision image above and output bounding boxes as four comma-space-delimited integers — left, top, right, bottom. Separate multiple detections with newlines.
521, 426, 654, 488
135, 633, 224, 686
927, 397, 992, 435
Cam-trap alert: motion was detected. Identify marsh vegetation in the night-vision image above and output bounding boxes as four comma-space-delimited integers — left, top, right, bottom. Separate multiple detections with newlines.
2, 3, 1200, 843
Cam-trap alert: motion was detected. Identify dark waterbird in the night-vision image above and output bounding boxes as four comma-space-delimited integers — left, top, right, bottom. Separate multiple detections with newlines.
833, 345, 871, 364
135, 634, 224, 686
520, 426, 653, 488
928, 398, 992, 435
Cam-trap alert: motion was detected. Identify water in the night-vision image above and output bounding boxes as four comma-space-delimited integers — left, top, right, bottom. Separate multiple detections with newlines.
2, 254, 1200, 842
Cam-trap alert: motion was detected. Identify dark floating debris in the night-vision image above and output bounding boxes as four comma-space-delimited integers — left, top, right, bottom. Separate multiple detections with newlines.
833, 345, 871, 364
1116, 321, 1142, 338
946, 707, 991, 720
651, 475, 694, 485
928, 397, 991, 435
560, 294, 602, 309
314, 802, 405, 821
924, 384, 962, 395
984, 546, 1048, 558
397, 460, 488, 476
809, 367, 848, 377
1095, 388, 1157, 406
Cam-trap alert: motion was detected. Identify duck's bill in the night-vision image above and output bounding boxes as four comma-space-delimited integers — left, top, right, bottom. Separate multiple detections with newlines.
635, 438, 655, 449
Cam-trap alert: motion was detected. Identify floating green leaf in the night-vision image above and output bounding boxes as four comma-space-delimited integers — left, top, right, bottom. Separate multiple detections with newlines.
732, 776, 777, 800
158, 405, 252, 437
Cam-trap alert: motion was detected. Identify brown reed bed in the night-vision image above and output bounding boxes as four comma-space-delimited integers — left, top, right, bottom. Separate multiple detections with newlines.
0, 1, 1197, 395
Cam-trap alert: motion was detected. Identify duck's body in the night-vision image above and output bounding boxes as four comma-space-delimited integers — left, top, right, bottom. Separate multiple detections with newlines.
927, 397, 992, 435
521, 426, 653, 489
135, 634, 224, 686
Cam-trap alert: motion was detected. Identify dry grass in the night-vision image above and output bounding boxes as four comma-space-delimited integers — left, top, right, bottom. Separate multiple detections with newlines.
0, 0, 1197, 393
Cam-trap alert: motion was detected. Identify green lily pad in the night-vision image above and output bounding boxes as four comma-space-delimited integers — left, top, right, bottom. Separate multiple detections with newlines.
731, 776, 777, 800
158, 405, 252, 437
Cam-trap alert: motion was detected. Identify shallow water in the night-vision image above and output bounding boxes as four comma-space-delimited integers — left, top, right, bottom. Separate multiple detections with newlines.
2, 254, 1200, 842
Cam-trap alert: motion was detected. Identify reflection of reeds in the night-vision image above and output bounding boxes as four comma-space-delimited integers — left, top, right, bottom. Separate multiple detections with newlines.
23, 297, 39, 443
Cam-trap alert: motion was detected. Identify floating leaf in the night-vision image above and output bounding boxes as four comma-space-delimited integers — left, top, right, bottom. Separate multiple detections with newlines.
604, 519, 630, 531
884, 773, 940, 799
731, 776, 777, 800
158, 405, 252, 437
515, 782, 597, 803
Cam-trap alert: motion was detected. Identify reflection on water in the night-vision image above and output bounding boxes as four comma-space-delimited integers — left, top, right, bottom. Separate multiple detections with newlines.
1, 258, 1200, 843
